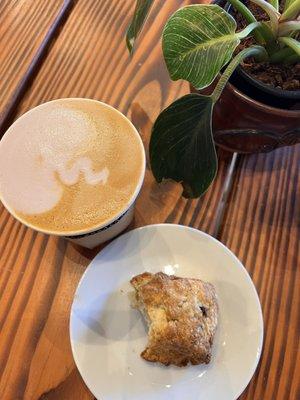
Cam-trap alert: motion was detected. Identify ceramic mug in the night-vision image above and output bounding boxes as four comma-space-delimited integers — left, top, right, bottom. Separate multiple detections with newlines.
0, 99, 146, 249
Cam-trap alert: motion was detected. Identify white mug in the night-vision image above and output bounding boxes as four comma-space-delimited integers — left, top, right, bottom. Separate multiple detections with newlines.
65, 203, 136, 249
0, 99, 146, 249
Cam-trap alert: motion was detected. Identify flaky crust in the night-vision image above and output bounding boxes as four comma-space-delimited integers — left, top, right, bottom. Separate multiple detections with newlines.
130, 272, 218, 367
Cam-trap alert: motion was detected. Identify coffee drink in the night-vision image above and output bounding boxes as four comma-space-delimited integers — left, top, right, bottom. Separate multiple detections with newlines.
0, 99, 145, 234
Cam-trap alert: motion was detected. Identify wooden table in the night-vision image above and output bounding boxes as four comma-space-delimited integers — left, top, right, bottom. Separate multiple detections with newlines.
0, 1, 299, 399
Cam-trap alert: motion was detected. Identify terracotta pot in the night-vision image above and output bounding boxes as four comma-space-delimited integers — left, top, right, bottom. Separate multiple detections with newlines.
191, 81, 300, 154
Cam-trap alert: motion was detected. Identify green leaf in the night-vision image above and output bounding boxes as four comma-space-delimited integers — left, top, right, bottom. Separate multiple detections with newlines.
150, 94, 217, 198
269, 46, 296, 62
285, 54, 300, 63
279, 36, 300, 56
278, 21, 300, 36
162, 5, 240, 89
227, 0, 259, 24
269, 0, 279, 11
249, 0, 280, 32
227, 0, 269, 44
237, 22, 263, 39
281, 0, 300, 20
283, 0, 297, 12
126, 0, 154, 53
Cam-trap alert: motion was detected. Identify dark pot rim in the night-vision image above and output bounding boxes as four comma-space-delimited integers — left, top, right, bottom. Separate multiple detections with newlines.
219, 78, 299, 116
236, 64, 300, 101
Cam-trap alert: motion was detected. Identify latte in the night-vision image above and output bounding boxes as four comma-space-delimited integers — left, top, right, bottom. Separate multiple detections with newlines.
0, 99, 145, 234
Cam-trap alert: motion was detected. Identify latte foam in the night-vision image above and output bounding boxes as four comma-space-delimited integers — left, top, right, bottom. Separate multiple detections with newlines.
0, 99, 145, 234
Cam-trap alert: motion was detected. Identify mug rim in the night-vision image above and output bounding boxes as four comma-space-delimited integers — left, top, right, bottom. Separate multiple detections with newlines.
0, 98, 146, 237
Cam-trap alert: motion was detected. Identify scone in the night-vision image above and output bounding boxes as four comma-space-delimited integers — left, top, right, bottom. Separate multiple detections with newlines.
130, 272, 218, 367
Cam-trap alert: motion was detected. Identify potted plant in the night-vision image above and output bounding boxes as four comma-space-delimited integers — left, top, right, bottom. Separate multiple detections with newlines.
127, 0, 300, 198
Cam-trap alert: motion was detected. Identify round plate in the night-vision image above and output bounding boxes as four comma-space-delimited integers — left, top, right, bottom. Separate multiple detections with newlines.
70, 224, 263, 400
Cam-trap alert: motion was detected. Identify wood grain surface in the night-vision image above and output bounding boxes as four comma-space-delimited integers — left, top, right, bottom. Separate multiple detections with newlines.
0, 0, 299, 399
0, 0, 62, 117
219, 146, 300, 400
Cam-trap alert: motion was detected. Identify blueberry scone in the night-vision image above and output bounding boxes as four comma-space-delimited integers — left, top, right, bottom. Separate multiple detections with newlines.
130, 272, 218, 367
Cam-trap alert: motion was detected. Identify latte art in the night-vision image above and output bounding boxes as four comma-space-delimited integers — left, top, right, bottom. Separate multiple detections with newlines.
56, 159, 109, 186
0, 99, 145, 234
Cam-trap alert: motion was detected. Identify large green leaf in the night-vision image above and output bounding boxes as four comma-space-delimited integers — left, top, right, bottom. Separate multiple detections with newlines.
126, 0, 154, 53
162, 5, 240, 89
150, 94, 217, 198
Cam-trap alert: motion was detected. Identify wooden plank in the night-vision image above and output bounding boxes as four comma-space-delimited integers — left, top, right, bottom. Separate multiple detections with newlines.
0, 0, 74, 136
3, 0, 298, 398
0, 0, 63, 115
0, 0, 233, 399
219, 145, 300, 400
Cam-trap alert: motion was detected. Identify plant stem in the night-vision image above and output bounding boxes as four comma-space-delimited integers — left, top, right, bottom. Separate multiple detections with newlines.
237, 21, 263, 38
227, 0, 258, 23
237, 22, 262, 39
281, 0, 300, 21
227, 0, 265, 44
211, 46, 268, 103
259, 21, 277, 42
260, 21, 279, 55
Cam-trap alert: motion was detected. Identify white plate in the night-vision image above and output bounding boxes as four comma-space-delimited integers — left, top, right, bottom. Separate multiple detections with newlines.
70, 224, 263, 400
